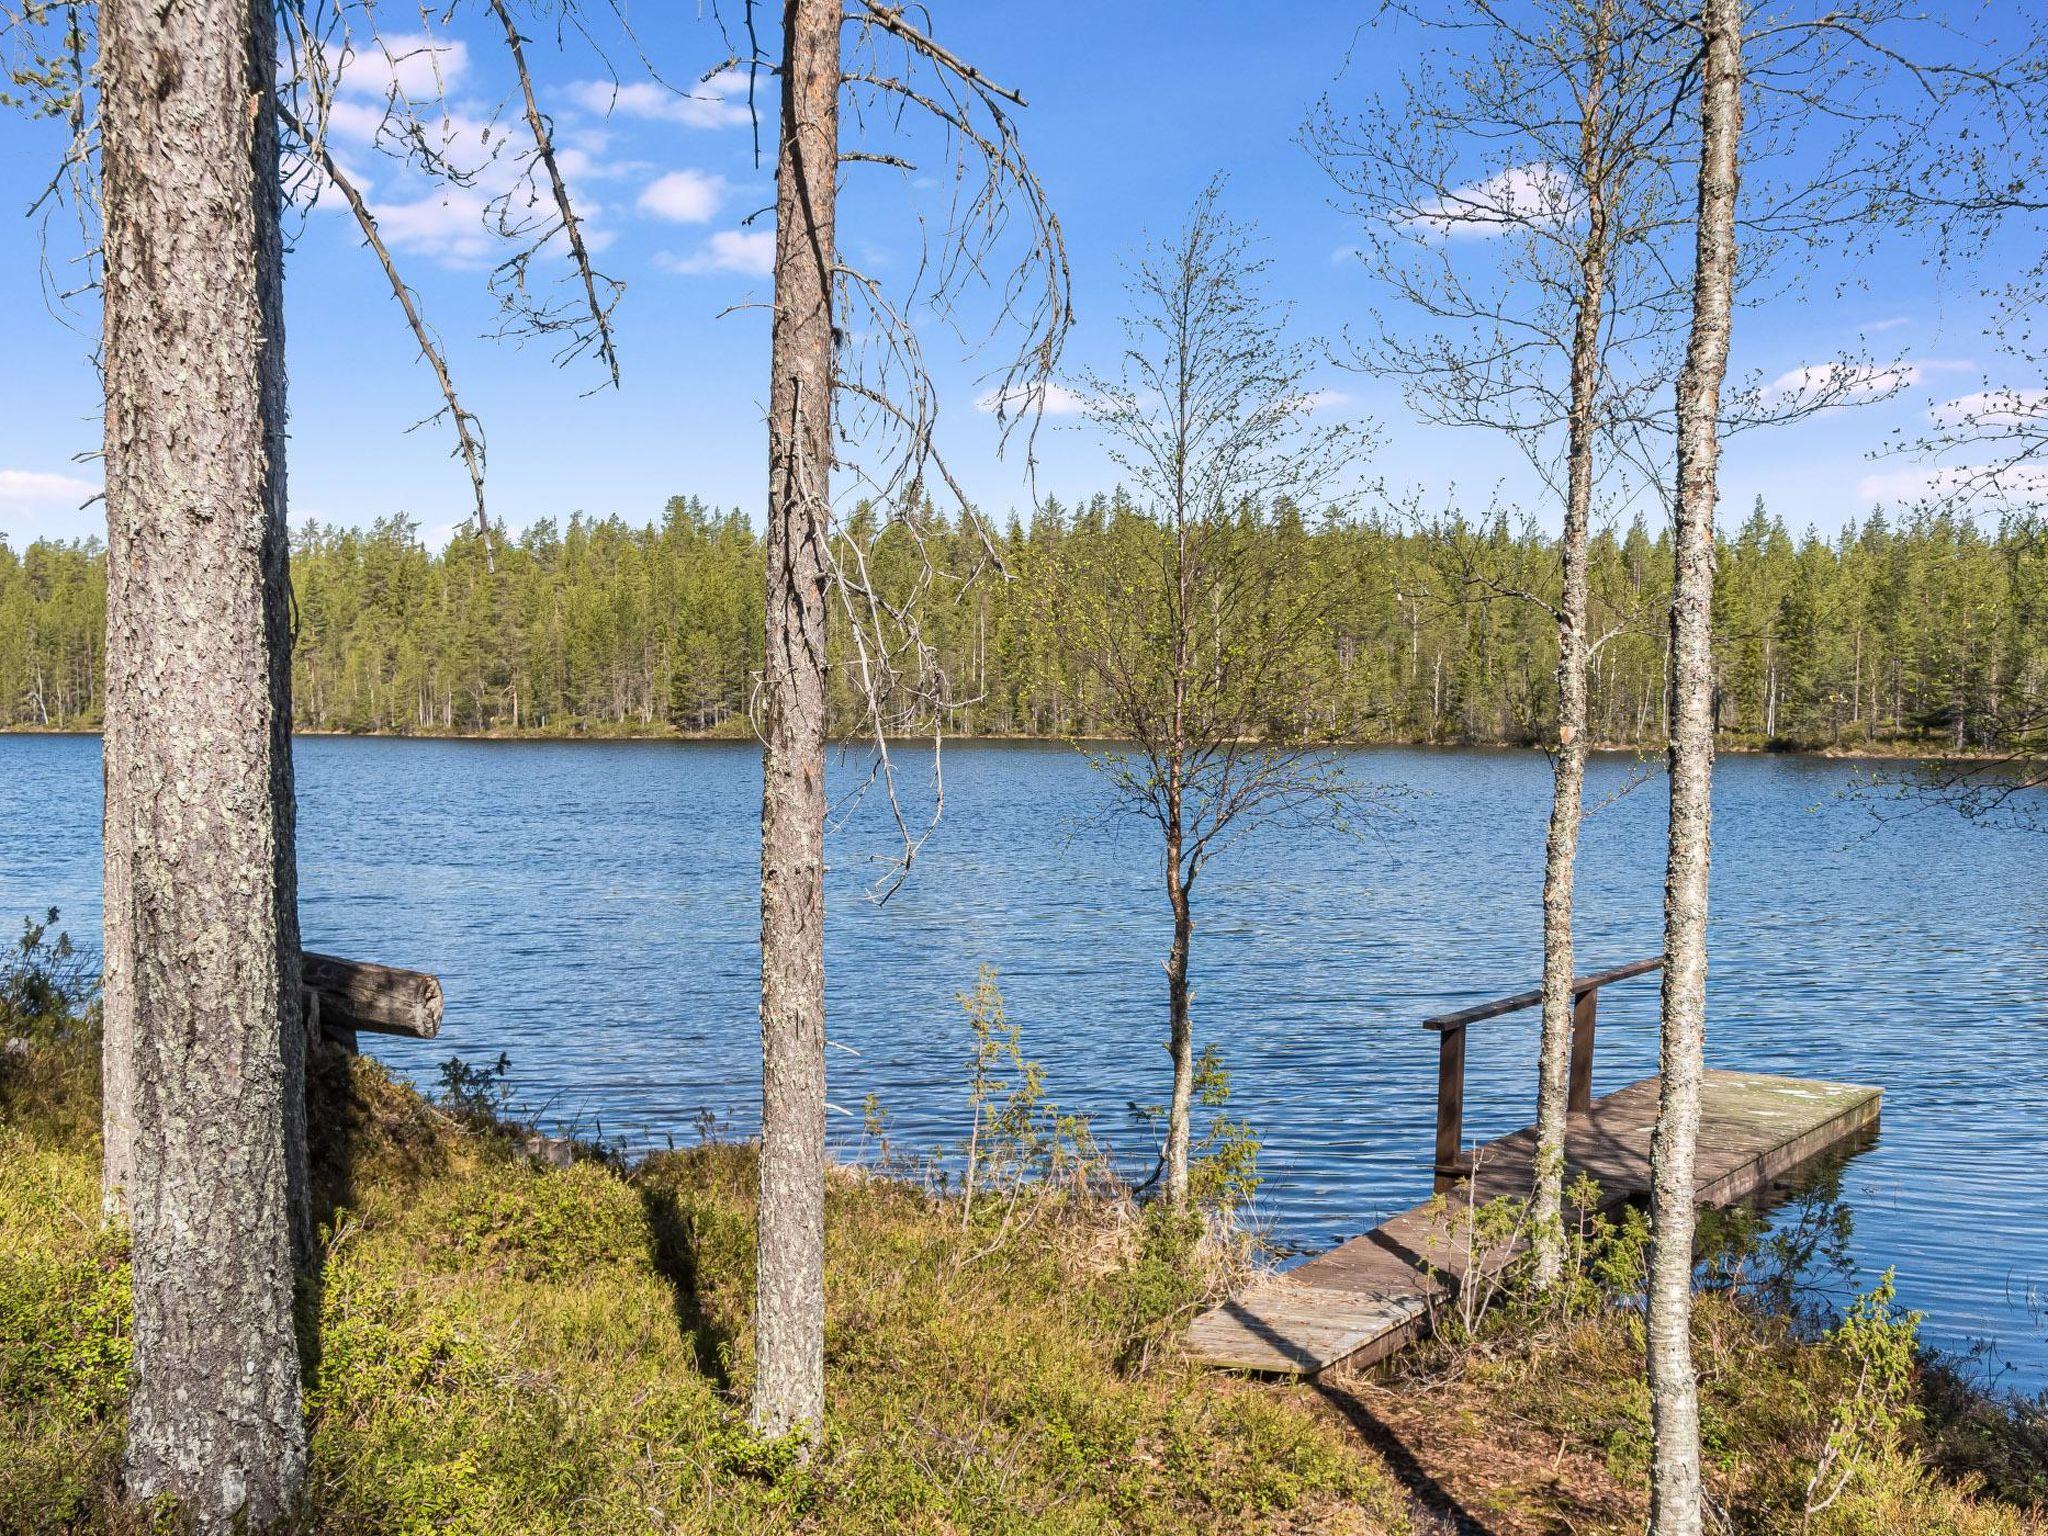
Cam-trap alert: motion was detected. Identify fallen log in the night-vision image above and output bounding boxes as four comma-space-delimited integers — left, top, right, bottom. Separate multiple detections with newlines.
300, 951, 443, 1043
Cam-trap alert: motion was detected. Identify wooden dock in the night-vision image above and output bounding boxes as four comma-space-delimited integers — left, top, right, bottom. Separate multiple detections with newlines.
1187, 959, 1882, 1377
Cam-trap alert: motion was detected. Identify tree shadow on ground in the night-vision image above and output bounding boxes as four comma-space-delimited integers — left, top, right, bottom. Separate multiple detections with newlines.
298, 1031, 453, 1379
638, 1181, 735, 1390
1314, 1378, 1504, 1536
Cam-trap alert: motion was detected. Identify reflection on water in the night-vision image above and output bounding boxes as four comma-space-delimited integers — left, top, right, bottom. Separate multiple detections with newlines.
2, 733, 2043, 1382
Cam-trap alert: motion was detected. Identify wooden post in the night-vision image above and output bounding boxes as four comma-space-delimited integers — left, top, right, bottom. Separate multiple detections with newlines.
1434, 1023, 1468, 1192
1568, 985, 1598, 1115
303, 985, 357, 1055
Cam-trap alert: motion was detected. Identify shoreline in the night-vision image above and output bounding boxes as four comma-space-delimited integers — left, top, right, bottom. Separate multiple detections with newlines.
5, 1013, 2044, 1530
0, 721, 2019, 763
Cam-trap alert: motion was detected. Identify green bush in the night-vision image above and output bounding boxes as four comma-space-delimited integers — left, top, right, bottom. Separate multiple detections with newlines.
426, 1159, 652, 1282
0, 1136, 127, 1530
0, 910, 95, 1038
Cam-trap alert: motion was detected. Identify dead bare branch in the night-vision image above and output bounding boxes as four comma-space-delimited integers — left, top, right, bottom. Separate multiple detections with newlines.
276, 98, 494, 569
487, 0, 622, 387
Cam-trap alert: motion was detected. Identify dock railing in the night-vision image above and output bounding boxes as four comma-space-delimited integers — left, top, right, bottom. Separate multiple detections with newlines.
1421, 955, 1664, 1189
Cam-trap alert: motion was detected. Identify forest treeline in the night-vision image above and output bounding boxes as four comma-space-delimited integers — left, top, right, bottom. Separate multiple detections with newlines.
3, 493, 2042, 751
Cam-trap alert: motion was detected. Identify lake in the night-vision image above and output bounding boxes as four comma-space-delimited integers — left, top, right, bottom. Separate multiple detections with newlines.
3, 733, 2044, 1386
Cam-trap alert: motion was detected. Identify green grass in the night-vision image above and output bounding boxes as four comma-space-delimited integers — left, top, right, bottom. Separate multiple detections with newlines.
1, 1018, 1403, 1535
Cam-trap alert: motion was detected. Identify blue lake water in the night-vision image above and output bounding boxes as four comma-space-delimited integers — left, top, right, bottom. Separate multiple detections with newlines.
3, 733, 2043, 1385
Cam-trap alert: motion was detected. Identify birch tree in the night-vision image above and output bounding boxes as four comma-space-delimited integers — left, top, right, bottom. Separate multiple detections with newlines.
1308, 0, 1690, 1289
1645, 5, 2003, 1524
1645, 1, 1740, 1526
1317, 0, 1974, 1325
1050, 184, 1369, 1208
99, 0, 307, 1522
739, 0, 1069, 1439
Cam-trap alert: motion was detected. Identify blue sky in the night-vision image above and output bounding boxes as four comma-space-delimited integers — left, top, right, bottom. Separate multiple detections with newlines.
0, 2, 2036, 550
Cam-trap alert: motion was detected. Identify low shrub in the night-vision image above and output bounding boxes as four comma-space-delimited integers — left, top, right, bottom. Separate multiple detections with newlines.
0, 949, 1403, 1534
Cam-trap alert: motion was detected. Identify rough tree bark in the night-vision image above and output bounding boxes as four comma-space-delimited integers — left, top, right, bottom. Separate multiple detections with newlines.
101, 0, 308, 1523
1531, 0, 1616, 1292
265, 243, 310, 1264
1648, 1, 1741, 1530
753, 0, 838, 1441
1162, 802, 1194, 1207
100, 699, 134, 1214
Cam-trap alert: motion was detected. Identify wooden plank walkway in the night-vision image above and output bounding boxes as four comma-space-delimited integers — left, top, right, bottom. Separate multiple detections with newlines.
1186, 1069, 1881, 1376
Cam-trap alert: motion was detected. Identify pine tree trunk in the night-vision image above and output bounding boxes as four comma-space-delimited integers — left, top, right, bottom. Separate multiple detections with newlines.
101, 0, 307, 1523
100, 699, 135, 1214
267, 354, 310, 1267
1532, 0, 1614, 1291
753, 0, 838, 1442
1648, 2, 1741, 1530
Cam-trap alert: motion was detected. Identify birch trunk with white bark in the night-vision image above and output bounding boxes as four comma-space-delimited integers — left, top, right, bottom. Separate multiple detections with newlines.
1162, 819, 1194, 1207
1532, 0, 1615, 1293
1647, 2, 1741, 1529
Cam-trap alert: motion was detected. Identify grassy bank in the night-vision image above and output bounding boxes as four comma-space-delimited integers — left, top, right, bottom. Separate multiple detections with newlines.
2, 920, 2043, 1534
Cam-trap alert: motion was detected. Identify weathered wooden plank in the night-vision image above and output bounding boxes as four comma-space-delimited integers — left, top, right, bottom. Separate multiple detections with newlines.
1433, 1022, 1468, 1187
300, 951, 444, 1040
1188, 1069, 1881, 1377
1185, 1276, 1437, 1373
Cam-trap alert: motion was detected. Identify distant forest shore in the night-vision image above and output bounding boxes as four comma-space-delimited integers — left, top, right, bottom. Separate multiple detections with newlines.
0, 720, 2013, 761
4, 494, 2041, 754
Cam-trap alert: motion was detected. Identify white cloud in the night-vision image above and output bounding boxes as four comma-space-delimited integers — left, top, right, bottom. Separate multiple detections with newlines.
0, 469, 98, 510
1857, 467, 1939, 504
1929, 387, 2048, 429
567, 72, 756, 130
558, 128, 649, 182
321, 88, 636, 192
333, 31, 468, 101
1857, 463, 2048, 506
322, 97, 389, 143
1410, 162, 1573, 236
638, 170, 727, 223
1763, 361, 1920, 408
1761, 357, 1977, 411
974, 381, 1093, 417
1863, 316, 1913, 334
312, 95, 629, 265
657, 228, 776, 277
370, 189, 496, 265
